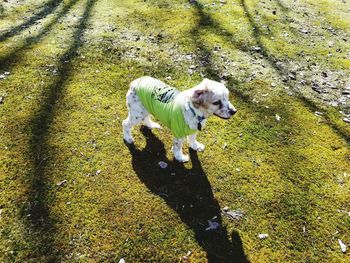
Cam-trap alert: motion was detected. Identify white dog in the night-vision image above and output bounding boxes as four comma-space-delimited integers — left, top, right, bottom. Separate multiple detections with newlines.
122, 76, 237, 162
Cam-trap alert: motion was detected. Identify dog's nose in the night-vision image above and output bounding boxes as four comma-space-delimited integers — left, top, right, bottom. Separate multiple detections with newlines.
229, 109, 237, 115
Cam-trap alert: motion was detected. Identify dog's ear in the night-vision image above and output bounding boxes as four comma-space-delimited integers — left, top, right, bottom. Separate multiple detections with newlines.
191, 87, 209, 107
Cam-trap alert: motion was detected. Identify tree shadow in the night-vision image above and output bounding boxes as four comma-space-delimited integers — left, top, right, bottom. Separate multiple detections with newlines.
20, 0, 97, 260
126, 127, 249, 262
239, 0, 350, 144
0, 0, 63, 42
190, 0, 349, 144
189, 1, 276, 120
274, 0, 290, 12
0, 4, 4, 18
0, 0, 80, 72
187, 2, 348, 255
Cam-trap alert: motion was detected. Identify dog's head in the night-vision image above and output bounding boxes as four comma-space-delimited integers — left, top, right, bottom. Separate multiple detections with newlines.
190, 79, 237, 119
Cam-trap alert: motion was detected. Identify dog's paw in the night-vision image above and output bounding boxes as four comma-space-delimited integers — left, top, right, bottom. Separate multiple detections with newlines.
146, 122, 161, 129
123, 136, 134, 144
190, 142, 205, 152
175, 154, 190, 163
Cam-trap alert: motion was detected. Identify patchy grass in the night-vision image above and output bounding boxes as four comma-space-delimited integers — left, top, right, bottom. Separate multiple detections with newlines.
0, 0, 349, 262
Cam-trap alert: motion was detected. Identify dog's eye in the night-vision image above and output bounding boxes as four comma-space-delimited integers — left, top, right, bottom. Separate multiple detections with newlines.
212, 100, 222, 106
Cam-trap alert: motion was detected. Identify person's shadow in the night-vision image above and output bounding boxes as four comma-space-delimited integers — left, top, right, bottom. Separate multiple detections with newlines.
126, 127, 249, 262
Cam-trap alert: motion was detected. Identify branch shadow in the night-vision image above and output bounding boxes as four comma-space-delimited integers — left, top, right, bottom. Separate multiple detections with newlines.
0, 4, 4, 18
0, 0, 80, 72
239, 0, 350, 144
189, 1, 349, 255
126, 127, 249, 262
0, 0, 63, 42
274, 0, 290, 12
190, 1, 349, 144
20, 0, 97, 260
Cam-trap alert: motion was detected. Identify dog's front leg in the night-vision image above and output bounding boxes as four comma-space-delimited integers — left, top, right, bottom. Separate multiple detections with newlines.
172, 138, 189, 162
188, 133, 205, 151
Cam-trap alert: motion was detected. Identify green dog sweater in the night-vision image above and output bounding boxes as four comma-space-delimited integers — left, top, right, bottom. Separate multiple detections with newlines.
134, 77, 197, 138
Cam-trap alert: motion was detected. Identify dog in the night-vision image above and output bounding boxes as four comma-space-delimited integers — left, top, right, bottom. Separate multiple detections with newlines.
122, 76, 237, 162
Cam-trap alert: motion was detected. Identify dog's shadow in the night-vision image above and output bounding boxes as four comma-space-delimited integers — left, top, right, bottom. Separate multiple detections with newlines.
126, 127, 249, 262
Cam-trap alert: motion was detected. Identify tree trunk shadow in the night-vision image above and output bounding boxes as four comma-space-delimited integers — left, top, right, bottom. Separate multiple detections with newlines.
0, 0, 80, 72
189, 0, 349, 144
20, 0, 97, 261
0, 0, 63, 42
126, 127, 249, 262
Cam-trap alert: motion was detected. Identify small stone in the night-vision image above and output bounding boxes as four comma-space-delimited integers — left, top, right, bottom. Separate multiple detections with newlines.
236, 168, 241, 172
182, 251, 192, 261
56, 180, 67, 187
343, 118, 350, 123
189, 65, 196, 70
223, 206, 229, 212
165, 76, 172, 80
185, 54, 193, 60
158, 161, 168, 169
300, 28, 309, 34
252, 46, 261, 51
96, 170, 102, 176
0, 74, 6, 80
119, 258, 126, 263
258, 234, 269, 239
288, 73, 297, 80
222, 142, 227, 149
271, 82, 276, 87
338, 239, 347, 253
275, 114, 281, 121
300, 79, 307, 85
219, 0, 227, 4
312, 82, 322, 93
315, 111, 324, 116
0, 96, 4, 104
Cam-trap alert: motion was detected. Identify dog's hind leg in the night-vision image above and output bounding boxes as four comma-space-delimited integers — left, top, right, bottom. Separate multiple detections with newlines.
143, 115, 161, 129
122, 87, 148, 144
188, 133, 205, 151
172, 138, 189, 162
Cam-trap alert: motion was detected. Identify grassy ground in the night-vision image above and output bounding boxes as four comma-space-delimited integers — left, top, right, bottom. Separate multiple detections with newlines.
0, 0, 349, 262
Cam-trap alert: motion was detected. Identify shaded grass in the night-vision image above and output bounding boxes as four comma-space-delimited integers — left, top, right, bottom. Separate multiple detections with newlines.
127, 127, 249, 262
